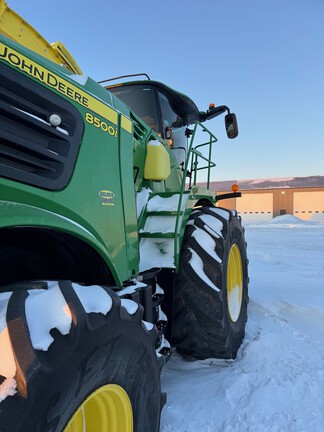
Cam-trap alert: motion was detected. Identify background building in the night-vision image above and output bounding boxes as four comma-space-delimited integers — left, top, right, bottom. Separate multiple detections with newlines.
207, 176, 324, 223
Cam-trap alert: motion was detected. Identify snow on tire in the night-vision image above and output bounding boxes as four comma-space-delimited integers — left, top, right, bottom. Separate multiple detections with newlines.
172, 206, 249, 359
0, 281, 162, 432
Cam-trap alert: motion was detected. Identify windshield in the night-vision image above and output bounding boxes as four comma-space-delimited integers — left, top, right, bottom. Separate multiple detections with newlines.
109, 85, 161, 134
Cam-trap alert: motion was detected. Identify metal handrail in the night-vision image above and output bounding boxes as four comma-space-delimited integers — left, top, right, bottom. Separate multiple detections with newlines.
173, 122, 218, 266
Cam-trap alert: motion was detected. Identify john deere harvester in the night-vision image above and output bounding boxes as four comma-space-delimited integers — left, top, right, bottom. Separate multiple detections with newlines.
0, 2, 248, 431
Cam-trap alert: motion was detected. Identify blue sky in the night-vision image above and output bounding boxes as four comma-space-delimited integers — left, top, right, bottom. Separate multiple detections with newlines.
7, 0, 324, 180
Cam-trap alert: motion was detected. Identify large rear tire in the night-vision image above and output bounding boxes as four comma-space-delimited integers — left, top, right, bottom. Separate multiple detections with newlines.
172, 206, 249, 359
0, 281, 162, 432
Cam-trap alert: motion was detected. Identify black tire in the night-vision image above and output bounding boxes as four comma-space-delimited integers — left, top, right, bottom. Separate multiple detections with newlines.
172, 206, 249, 359
0, 281, 162, 432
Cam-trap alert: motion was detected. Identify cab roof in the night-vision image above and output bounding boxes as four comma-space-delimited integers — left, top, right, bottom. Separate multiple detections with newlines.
106, 80, 200, 125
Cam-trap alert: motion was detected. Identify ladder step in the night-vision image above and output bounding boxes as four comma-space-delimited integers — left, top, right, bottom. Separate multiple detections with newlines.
146, 211, 184, 217
139, 232, 176, 239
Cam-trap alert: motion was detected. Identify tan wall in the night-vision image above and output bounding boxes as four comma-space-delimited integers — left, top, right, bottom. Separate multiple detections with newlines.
293, 191, 324, 220
215, 187, 324, 221
236, 191, 273, 222
216, 193, 236, 210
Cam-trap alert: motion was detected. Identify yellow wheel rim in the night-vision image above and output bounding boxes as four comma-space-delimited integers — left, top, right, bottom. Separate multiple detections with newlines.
64, 384, 133, 432
227, 244, 243, 322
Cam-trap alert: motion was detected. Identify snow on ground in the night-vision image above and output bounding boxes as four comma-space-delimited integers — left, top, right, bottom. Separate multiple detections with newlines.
161, 215, 324, 432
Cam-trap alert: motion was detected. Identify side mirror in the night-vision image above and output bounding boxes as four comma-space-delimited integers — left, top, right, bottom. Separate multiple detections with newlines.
165, 126, 173, 140
225, 113, 239, 139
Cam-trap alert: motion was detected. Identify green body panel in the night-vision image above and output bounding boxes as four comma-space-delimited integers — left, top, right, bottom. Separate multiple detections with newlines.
0, 34, 218, 285
0, 36, 138, 284
0, 200, 120, 281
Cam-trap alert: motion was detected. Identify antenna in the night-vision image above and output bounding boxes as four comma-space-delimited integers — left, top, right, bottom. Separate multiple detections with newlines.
98, 73, 151, 84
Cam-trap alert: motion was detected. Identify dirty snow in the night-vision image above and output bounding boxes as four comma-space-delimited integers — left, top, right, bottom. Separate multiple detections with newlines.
139, 238, 175, 271
161, 215, 324, 432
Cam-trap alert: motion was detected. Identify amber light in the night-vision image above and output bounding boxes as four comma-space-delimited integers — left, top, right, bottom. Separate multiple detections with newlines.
231, 184, 239, 192
209, 103, 215, 110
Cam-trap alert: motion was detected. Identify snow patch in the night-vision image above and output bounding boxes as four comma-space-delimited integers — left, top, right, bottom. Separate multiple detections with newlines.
211, 207, 230, 220
188, 248, 220, 292
251, 176, 294, 184
140, 238, 175, 271
147, 194, 188, 212
72, 284, 112, 314
156, 284, 164, 295
158, 306, 167, 322
143, 215, 176, 233
192, 226, 222, 263
199, 214, 224, 237
136, 187, 152, 217
116, 280, 147, 297
25, 284, 72, 351
143, 321, 154, 331
120, 299, 139, 315
246, 214, 324, 229
271, 214, 314, 225
157, 335, 171, 357
269, 214, 322, 226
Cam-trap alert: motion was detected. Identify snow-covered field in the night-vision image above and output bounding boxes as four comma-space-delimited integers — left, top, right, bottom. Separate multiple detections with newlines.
161, 216, 324, 432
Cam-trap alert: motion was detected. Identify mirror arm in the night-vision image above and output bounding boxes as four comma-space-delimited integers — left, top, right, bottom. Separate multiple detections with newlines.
199, 105, 230, 122
199, 111, 207, 122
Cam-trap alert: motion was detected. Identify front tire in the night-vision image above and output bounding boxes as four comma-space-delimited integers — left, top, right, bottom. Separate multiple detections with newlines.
172, 206, 249, 359
0, 281, 162, 432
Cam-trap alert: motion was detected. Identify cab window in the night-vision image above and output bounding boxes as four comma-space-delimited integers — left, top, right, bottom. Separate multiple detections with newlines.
159, 92, 187, 165
109, 85, 161, 133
